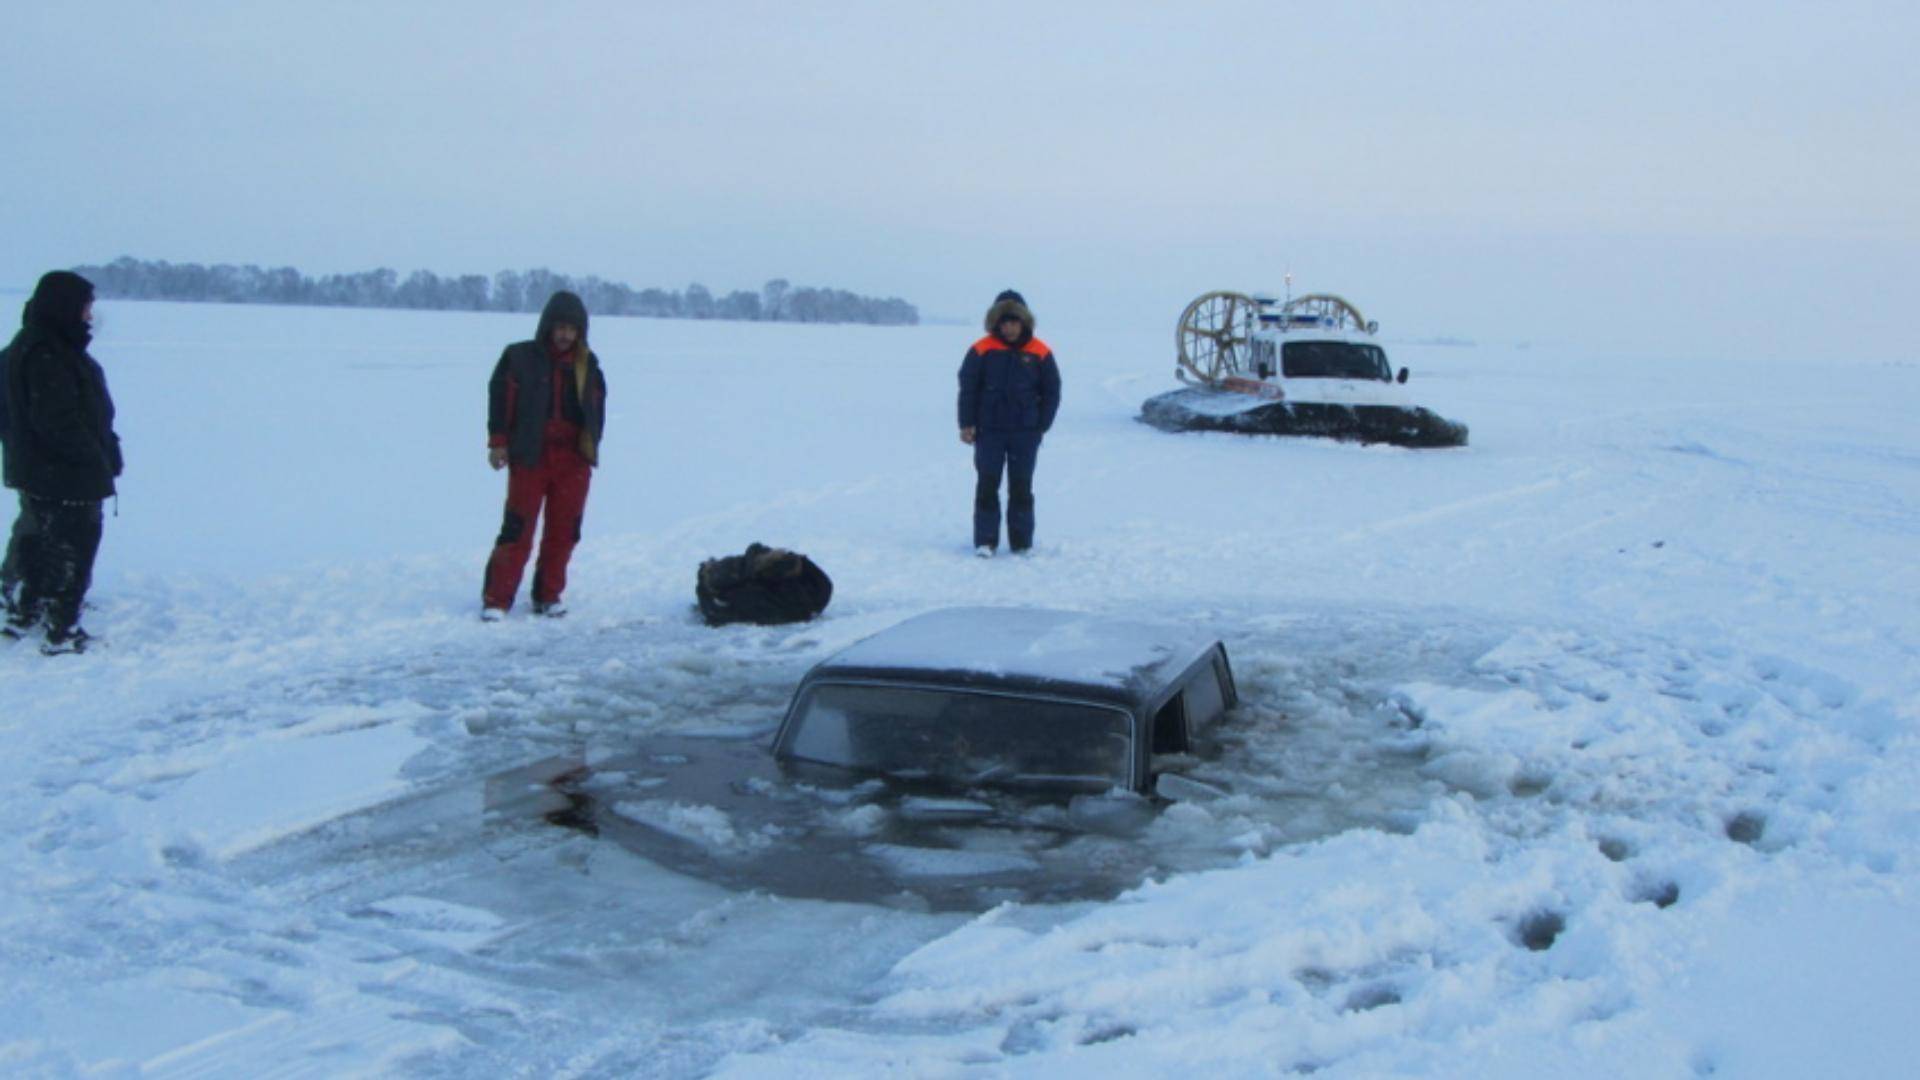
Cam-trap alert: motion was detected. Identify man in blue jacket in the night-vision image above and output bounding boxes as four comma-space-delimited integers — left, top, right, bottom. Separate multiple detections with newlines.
957, 289, 1060, 556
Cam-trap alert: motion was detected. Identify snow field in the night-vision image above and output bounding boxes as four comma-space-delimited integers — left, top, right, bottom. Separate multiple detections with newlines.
1, 301, 1915, 1076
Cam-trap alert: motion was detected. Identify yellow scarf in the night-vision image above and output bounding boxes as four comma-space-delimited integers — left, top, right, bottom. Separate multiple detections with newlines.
574, 349, 598, 465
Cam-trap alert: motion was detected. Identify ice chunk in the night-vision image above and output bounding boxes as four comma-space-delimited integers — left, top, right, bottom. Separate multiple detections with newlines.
897, 797, 994, 822
863, 843, 1041, 878
1154, 773, 1229, 802
610, 800, 772, 856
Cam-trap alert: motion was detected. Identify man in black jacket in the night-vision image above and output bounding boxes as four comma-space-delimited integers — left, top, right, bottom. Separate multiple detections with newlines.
1, 271, 122, 654
0, 299, 37, 618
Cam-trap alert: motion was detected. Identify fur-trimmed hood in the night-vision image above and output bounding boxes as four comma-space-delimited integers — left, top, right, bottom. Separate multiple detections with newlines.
982, 289, 1034, 345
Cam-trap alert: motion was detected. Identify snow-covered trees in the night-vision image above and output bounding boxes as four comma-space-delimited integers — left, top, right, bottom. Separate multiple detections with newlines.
74, 257, 919, 326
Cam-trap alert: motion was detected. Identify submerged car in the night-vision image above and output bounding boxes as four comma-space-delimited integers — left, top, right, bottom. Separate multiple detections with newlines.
545, 608, 1244, 909
774, 606, 1238, 795
1139, 290, 1469, 448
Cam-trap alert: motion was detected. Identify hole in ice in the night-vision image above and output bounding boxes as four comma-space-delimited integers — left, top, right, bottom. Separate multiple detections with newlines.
1725, 812, 1766, 845
491, 615, 1508, 911
545, 791, 598, 835
1343, 983, 1401, 1012
999, 1018, 1049, 1055
542, 768, 599, 836
1633, 879, 1681, 908
1516, 910, 1565, 951
161, 842, 207, 868
1508, 773, 1550, 798
531, 648, 1446, 910
1597, 837, 1632, 862
1294, 966, 1336, 991
1078, 1022, 1136, 1046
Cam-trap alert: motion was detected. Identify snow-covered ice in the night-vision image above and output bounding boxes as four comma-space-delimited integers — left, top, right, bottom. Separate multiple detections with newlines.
1, 301, 1915, 1077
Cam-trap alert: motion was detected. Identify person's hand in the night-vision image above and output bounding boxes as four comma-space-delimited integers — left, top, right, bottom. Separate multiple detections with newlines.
959, 427, 976, 445
488, 446, 508, 470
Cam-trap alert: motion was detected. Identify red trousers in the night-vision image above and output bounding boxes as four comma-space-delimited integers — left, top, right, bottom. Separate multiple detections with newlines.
484, 445, 592, 610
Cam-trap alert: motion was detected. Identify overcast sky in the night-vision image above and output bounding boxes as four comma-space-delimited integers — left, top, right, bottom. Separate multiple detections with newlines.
3, 1, 1914, 356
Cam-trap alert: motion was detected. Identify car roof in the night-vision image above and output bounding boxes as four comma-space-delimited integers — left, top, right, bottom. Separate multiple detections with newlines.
802, 607, 1222, 708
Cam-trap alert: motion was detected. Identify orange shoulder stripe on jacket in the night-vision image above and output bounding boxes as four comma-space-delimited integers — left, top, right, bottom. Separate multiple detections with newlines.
971, 335, 1055, 359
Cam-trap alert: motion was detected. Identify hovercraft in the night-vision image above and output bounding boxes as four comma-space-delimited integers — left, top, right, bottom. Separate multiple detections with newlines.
1139, 290, 1467, 448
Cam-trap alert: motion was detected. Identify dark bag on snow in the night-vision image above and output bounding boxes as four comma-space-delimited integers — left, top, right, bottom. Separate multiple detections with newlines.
696, 543, 832, 627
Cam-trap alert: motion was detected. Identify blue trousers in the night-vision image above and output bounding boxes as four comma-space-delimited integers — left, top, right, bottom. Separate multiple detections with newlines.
973, 429, 1042, 551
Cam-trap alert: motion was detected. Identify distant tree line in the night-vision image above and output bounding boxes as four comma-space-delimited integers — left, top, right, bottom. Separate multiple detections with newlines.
73, 257, 919, 326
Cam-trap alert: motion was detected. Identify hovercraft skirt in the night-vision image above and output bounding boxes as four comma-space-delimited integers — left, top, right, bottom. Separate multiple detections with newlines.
1139, 388, 1467, 448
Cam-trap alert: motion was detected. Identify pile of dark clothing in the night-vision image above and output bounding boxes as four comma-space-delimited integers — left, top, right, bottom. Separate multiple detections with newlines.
696, 543, 832, 627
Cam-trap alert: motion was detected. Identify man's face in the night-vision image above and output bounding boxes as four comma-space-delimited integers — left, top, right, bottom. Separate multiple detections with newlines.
550, 322, 580, 352
81, 301, 94, 326
996, 315, 1023, 344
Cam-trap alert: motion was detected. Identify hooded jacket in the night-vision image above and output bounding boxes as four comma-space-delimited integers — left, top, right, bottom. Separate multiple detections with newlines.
487, 291, 608, 468
0, 300, 18, 446
2, 272, 122, 499
957, 292, 1060, 433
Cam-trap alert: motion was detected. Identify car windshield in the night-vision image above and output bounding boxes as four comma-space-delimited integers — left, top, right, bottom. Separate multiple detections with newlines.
1282, 341, 1390, 380
781, 683, 1134, 791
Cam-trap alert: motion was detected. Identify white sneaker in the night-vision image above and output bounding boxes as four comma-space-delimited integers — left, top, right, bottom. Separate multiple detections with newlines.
974, 546, 994, 559
533, 600, 568, 618
480, 607, 506, 623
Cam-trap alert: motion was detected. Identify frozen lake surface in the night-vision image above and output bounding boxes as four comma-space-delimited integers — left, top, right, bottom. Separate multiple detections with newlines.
2, 301, 1916, 1077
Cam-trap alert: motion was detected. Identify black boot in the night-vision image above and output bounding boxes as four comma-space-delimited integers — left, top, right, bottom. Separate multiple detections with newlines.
41, 625, 92, 655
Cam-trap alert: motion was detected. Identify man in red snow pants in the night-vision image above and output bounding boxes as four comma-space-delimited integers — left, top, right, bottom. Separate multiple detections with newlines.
481, 290, 607, 620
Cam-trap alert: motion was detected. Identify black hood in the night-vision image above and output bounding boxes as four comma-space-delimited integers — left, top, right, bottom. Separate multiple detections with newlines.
535, 290, 589, 352
24, 270, 95, 350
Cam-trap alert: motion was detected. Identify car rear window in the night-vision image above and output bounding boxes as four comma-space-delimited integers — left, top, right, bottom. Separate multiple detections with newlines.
782, 683, 1134, 791
1184, 658, 1229, 730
